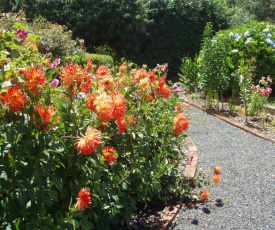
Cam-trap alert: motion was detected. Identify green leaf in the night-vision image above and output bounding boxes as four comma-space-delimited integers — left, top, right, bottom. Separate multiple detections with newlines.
10, 50, 19, 58
47, 190, 59, 201
49, 175, 62, 191
98, 188, 107, 197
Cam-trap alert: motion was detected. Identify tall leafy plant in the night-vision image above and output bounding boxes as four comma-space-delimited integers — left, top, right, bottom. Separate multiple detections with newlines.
179, 56, 200, 93
199, 22, 231, 109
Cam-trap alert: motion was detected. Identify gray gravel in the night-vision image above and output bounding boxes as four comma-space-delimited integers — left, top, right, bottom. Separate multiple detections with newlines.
171, 106, 275, 230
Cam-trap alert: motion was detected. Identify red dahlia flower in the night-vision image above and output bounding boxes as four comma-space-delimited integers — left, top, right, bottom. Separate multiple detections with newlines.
23, 66, 46, 94
102, 146, 118, 165
111, 91, 127, 118
0, 86, 27, 112
76, 188, 92, 211
173, 113, 189, 136
117, 116, 127, 133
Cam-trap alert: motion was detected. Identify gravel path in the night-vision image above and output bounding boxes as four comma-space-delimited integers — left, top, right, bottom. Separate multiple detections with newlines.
171, 106, 275, 230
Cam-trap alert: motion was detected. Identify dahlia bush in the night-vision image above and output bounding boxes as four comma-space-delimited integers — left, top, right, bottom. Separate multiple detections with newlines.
0, 23, 195, 229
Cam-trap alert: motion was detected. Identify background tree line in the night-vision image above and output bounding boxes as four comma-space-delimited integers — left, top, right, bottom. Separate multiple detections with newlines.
1, 0, 275, 80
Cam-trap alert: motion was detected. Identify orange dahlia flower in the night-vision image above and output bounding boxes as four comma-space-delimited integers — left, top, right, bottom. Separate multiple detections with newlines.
147, 71, 156, 83
119, 63, 127, 74
23, 66, 46, 94
117, 116, 127, 133
213, 166, 221, 175
79, 71, 92, 94
102, 146, 118, 165
174, 103, 182, 112
200, 190, 209, 201
60, 64, 83, 87
139, 77, 151, 90
76, 188, 92, 211
75, 127, 102, 155
86, 93, 97, 111
96, 65, 110, 80
85, 59, 93, 72
127, 115, 137, 124
153, 77, 171, 98
134, 69, 147, 83
34, 104, 58, 131
213, 175, 221, 183
144, 93, 154, 101
60, 64, 92, 94
0, 86, 27, 112
173, 113, 189, 136
111, 91, 127, 118
94, 92, 114, 122
98, 75, 115, 90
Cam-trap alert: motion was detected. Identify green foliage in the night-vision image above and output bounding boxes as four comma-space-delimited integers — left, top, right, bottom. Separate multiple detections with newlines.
233, 0, 275, 23
4, 0, 229, 80
198, 22, 231, 107
0, 23, 200, 229
179, 56, 200, 93
136, 0, 228, 79
30, 16, 86, 59
249, 90, 268, 116
198, 20, 275, 108
0, 11, 86, 60
237, 59, 254, 121
71, 53, 114, 68
249, 76, 273, 117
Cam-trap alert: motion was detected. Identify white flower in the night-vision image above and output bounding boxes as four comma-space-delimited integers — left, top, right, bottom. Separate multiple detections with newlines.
266, 38, 273, 45
232, 49, 239, 53
4, 63, 10, 71
244, 31, 250, 37
245, 37, 253, 44
229, 32, 234, 37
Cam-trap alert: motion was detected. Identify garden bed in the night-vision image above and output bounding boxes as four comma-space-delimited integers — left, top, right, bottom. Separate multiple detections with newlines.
181, 93, 275, 142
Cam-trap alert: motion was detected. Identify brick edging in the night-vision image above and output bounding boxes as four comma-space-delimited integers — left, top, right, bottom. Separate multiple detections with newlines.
160, 136, 199, 230
183, 136, 199, 179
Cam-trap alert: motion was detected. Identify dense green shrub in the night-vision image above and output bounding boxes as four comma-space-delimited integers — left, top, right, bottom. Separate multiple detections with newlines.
198, 20, 275, 104
0, 22, 200, 229
2, 1, 229, 80
134, 0, 229, 80
71, 53, 114, 68
233, 0, 275, 23
0, 11, 86, 60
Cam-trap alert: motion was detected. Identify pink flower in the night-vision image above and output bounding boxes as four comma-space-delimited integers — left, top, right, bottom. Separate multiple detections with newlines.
16, 29, 28, 43
50, 79, 59, 87
172, 83, 181, 93
267, 75, 272, 83
251, 85, 257, 91
259, 77, 266, 85
51, 58, 61, 69
264, 87, 272, 96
